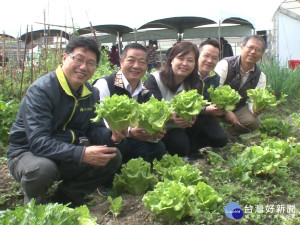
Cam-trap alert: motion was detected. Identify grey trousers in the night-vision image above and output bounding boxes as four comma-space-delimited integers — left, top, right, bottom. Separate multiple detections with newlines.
7, 150, 122, 204
227, 105, 261, 137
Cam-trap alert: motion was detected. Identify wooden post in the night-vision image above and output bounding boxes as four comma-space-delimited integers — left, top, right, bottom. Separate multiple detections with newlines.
31, 25, 34, 84
59, 31, 63, 66
20, 25, 28, 100
1, 33, 5, 86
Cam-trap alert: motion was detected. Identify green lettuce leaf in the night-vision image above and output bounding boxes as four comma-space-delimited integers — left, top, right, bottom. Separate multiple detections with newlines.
208, 85, 241, 111
170, 89, 209, 121
230, 138, 298, 179
142, 180, 197, 222
153, 154, 186, 177
91, 94, 139, 131
138, 97, 172, 134
260, 117, 292, 138
193, 182, 222, 211
247, 88, 279, 112
113, 158, 158, 195
0, 199, 98, 225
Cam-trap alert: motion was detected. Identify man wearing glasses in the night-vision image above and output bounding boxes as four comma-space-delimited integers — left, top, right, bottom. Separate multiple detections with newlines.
187, 39, 228, 158
214, 35, 267, 142
7, 36, 126, 207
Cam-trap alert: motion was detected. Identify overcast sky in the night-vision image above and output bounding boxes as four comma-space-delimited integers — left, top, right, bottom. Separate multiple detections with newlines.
1, 0, 284, 38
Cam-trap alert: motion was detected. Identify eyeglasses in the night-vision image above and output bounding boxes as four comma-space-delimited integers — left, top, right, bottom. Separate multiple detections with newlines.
69, 54, 97, 69
201, 53, 218, 61
245, 45, 263, 53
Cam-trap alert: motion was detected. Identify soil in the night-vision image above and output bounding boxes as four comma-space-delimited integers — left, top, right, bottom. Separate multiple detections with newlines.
0, 155, 206, 225
1, 127, 299, 224
88, 158, 208, 225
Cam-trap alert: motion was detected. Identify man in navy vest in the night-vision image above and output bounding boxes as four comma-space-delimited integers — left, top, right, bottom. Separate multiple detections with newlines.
214, 35, 267, 142
94, 43, 166, 165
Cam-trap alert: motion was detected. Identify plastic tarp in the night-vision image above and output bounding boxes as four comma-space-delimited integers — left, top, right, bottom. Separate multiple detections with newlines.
1, 0, 284, 38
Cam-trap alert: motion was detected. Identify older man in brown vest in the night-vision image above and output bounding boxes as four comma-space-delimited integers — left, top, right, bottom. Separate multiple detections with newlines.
214, 35, 267, 142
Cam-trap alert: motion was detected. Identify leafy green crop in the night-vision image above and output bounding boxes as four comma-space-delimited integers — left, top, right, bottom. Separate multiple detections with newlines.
0, 97, 20, 145
161, 164, 203, 186
170, 89, 209, 121
0, 199, 98, 225
153, 154, 202, 185
113, 157, 158, 195
143, 154, 221, 222
142, 180, 221, 222
91, 94, 139, 131
247, 88, 286, 112
153, 154, 186, 176
142, 180, 197, 222
108, 196, 122, 218
193, 181, 222, 211
260, 118, 292, 138
229, 138, 299, 182
138, 97, 172, 134
207, 85, 241, 111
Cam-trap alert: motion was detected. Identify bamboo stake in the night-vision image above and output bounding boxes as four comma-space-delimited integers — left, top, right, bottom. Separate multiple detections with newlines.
9, 39, 13, 95
45, 25, 50, 73
59, 31, 63, 66
20, 25, 28, 100
16, 37, 21, 97
38, 33, 42, 75
1, 32, 5, 86
86, 12, 97, 42
17, 36, 20, 71
56, 33, 59, 66
35, 22, 73, 29
69, 6, 75, 39
31, 25, 34, 84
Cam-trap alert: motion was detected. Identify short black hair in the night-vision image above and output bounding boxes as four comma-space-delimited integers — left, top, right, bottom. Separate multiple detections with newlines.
199, 38, 220, 51
65, 36, 101, 64
120, 43, 147, 61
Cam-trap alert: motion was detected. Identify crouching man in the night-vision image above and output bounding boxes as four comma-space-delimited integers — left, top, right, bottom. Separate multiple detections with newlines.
7, 36, 126, 207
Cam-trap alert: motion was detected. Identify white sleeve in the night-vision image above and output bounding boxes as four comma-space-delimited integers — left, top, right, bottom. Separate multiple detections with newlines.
214, 60, 229, 86
256, 72, 267, 89
93, 78, 110, 101
93, 79, 111, 128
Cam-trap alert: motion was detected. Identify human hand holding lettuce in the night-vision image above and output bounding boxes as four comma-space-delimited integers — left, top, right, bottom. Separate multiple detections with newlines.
208, 85, 241, 111
247, 88, 287, 115
91, 95, 171, 142
91, 94, 139, 131
134, 97, 171, 141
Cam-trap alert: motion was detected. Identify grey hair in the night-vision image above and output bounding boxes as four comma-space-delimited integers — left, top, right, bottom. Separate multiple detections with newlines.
241, 35, 267, 53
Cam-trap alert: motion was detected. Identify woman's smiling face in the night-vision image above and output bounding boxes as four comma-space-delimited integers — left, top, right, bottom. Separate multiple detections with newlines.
171, 51, 196, 84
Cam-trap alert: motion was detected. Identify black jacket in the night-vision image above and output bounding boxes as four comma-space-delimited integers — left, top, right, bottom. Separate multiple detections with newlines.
8, 66, 113, 164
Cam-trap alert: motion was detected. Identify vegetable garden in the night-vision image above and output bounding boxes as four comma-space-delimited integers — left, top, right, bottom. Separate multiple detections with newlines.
0, 40, 300, 224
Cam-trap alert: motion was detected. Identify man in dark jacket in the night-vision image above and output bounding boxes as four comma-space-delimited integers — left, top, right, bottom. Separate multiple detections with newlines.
215, 35, 267, 142
188, 39, 228, 156
7, 36, 126, 206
